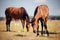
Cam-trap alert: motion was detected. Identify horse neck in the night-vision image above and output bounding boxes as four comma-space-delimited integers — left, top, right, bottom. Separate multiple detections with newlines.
26, 14, 30, 22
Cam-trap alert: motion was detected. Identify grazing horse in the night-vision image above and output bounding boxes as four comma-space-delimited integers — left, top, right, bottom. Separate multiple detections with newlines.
5, 7, 30, 32
31, 5, 49, 36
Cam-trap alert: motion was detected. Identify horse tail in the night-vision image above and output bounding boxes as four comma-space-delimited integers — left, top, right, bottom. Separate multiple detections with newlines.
5, 8, 8, 15
34, 6, 38, 17
5, 8, 9, 18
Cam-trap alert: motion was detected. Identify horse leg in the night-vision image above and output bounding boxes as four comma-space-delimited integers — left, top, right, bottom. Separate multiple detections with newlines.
40, 19, 44, 36
37, 24, 39, 36
21, 20, 25, 31
36, 19, 39, 36
6, 18, 11, 31
44, 18, 49, 36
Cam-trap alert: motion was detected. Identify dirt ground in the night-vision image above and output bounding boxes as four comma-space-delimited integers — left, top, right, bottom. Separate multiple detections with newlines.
0, 20, 60, 40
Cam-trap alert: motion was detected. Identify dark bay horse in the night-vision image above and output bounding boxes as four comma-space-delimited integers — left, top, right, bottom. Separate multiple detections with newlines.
5, 7, 30, 32
31, 5, 49, 36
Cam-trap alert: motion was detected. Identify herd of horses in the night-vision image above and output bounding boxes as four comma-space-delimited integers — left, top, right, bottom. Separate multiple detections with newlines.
5, 5, 49, 36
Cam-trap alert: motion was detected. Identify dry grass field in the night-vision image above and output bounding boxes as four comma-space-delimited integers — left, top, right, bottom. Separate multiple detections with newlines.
0, 19, 60, 40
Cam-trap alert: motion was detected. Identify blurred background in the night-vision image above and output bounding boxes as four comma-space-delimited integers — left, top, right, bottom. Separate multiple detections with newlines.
0, 0, 60, 20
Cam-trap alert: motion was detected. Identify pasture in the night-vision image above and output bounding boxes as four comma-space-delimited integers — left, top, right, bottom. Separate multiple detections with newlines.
0, 19, 60, 40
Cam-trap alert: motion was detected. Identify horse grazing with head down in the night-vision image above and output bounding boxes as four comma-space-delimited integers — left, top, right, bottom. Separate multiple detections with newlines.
31, 5, 49, 36
5, 7, 30, 32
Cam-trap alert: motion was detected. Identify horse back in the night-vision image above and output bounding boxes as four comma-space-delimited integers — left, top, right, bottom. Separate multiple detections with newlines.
38, 5, 49, 18
5, 7, 28, 20
34, 5, 49, 19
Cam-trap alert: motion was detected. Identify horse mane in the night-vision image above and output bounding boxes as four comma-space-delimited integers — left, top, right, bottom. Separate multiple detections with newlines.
31, 6, 38, 23
34, 6, 38, 17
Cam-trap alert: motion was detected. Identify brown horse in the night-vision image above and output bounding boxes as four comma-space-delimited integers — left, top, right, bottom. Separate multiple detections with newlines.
31, 5, 49, 36
5, 7, 30, 32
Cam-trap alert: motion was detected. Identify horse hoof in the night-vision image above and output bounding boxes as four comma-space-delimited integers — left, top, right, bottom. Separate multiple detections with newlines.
7, 30, 10, 32
46, 31, 49, 36
47, 34, 49, 37
37, 34, 39, 36
41, 32, 43, 36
